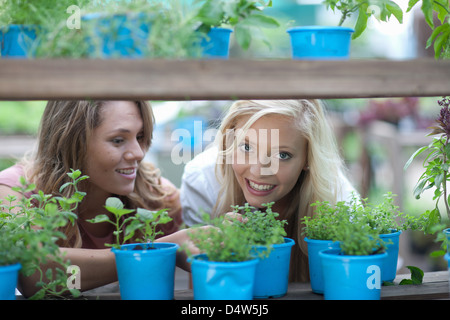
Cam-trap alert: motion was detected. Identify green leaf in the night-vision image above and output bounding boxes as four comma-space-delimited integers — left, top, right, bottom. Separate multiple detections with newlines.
86, 214, 112, 224
404, 146, 428, 170
421, 0, 435, 28
386, 1, 403, 23
244, 14, 280, 28
234, 24, 252, 50
352, 4, 369, 39
406, 0, 420, 12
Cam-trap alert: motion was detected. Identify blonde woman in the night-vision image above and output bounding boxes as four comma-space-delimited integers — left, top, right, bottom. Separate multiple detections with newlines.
0, 100, 195, 297
181, 100, 356, 282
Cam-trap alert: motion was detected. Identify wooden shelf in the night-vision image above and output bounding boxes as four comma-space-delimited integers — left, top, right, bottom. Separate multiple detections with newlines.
0, 58, 449, 100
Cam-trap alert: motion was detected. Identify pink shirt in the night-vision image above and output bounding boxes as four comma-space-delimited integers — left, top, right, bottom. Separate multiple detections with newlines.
0, 164, 182, 249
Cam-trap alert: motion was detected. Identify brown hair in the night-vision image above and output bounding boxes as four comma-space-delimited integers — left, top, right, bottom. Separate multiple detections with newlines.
23, 100, 166, 247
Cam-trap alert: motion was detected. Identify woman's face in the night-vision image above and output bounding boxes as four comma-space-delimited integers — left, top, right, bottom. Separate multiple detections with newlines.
231, 114, 307, 211
85, 101, 146, 200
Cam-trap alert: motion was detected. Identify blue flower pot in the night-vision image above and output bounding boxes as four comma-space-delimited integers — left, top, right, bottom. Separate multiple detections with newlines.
286, 26, 354, 60
201, 27, 233, 59
82, 12, 151, 58
0, 263, 21, 300
0, 25, 38, 58
319, 249, 388, 300
190, 254, 258, 300
444, 228, 450, 254
305, 237, 340, 294
112, 243, 178, 300
252, 237, 295, 298
380, 230, 401, 282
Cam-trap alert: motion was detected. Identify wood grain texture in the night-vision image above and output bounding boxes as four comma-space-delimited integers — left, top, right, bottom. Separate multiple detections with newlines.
0, 59, 449, 100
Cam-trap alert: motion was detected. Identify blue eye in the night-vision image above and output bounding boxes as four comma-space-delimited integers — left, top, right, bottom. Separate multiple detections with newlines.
278, 152, 292, 160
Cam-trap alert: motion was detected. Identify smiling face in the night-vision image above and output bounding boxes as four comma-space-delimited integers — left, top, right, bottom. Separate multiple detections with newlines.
231, 114, 308, 212
84, 101, 146, 200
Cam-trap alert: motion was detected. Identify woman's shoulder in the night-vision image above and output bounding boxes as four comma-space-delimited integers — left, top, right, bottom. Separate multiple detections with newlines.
0, 163, 25, 188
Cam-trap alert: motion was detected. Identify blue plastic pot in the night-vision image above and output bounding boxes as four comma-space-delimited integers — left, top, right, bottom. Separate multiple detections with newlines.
201, 27, 233, 59
286, 26, 354, 60
252, 237, 295, 298
82, 12, 150, 58
0, 263, 21, 300
444, 228, 450, 254
380, 230, 401, 282
305, 237, 340, 294
190, 254, 258, 300
0, 25, 38, 58
112, 242, 178, 300
319, 249, 388, 300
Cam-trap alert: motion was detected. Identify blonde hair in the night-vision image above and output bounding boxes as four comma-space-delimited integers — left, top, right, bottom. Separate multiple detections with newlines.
22, 100, 166, 248
213, 100, 347, 282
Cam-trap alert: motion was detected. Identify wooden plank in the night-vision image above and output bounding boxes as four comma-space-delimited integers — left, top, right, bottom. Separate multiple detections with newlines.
0, 59, 449, 100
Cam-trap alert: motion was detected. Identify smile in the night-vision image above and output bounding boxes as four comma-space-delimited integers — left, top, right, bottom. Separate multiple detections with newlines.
248, 179, 276, 192
116, 168, 135, 175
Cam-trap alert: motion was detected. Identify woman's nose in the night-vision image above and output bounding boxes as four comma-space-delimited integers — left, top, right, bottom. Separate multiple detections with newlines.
124, 140, 145, 161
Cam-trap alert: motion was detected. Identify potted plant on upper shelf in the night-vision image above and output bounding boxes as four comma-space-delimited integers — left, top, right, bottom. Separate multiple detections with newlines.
286, 0, 403, 59
406, 0, 450, 59
0, 0, 72, 57
87, 197, 178, 300
193, 0, 280, 58
0, 169, 86, 300
318, 205, 388, 300
186, 213, 260, 300
234, 202, 294, 299
405, 96, 450, 269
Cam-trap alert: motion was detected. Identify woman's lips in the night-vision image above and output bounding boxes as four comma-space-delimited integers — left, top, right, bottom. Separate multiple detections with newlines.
245, 178, 276, 195
116, 168, 137, 180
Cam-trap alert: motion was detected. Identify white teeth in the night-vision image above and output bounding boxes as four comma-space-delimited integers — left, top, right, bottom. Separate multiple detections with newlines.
117, 169, 134, 175
248, 180, 274, 191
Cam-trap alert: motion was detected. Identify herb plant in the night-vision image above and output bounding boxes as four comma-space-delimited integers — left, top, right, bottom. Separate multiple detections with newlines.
406, 0, 450, 59
323, 0, 403, 39
0, 169, 87, 299
194, 0, 280, 50
405, 96, 450, 255
187, 214, 255, 262
233, 202, 287, 246
87, 197, 172, 250
302, 200, 350, 240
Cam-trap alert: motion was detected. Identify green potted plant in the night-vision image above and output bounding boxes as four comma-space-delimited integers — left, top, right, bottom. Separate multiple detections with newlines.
406, 0, 449, 59
318, 207, 388, 300
286, 0, 403, 59
234, 202, 294, 299
0, 169, 86, 300
193, 0, 280, 58
187, 213, 259, 300
359, 192, 432, 282
0, 0, 89, 58
36, 0, 202, 59
405, 96, 450, 267
87, 196, 177, 300
301, 200, 345, 294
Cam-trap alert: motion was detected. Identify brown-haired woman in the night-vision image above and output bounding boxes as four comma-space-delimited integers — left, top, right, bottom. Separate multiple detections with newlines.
0, 100, 196, 297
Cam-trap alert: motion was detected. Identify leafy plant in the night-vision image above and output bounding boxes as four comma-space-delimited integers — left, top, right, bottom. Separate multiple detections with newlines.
405, 96, 450, 255
323, 0, 403, 39
0, 169, 87, 299
87, 197, 172, 250
187, 214, 255, 262
194, 0, 280, 50
302, 200, 349, 240
233, 202, 287, 246
406, 0, 450, 59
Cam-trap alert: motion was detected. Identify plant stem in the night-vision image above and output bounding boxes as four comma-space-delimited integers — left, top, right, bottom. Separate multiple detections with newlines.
444, 137, 450, 220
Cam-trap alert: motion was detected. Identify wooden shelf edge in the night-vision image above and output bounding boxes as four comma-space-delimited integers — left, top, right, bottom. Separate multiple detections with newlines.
0, 59, 449, 100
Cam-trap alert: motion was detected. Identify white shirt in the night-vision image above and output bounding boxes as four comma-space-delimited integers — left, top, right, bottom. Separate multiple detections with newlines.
180, 145, 357, 227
